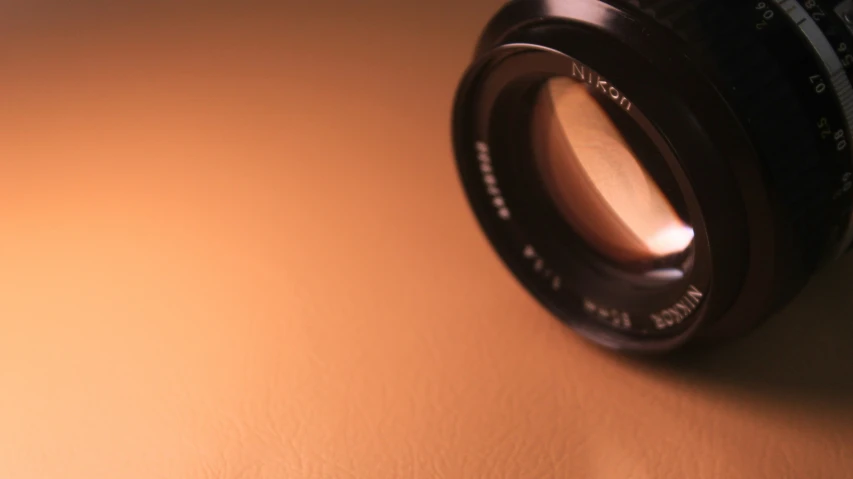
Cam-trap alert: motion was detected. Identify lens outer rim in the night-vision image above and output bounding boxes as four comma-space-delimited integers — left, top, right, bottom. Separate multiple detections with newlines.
452, 0, 781, 352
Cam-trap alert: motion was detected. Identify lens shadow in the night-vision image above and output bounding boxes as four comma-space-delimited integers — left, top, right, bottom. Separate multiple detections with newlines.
622, 255, 853, 408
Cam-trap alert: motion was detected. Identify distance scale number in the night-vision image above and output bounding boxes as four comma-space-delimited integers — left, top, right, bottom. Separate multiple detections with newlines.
833, 172, 853, 199
817, 115, 849, 151
796, 0, 853, 70
755, 1, 777, 30
793, 1, 853, 200
830, 37, 853, 70
799, 0, 829, 23
751, 1, 853, 240
797, 71, 852, 200
753, 1, 851, 158
756, 0, 853, 71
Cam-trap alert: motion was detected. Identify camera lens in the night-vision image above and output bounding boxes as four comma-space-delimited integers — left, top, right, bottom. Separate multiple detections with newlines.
452, 0, 853, 353
531, 77, 694, 265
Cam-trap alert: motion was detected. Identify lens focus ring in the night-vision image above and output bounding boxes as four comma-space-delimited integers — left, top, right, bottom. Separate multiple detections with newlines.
630, 0, 853, 301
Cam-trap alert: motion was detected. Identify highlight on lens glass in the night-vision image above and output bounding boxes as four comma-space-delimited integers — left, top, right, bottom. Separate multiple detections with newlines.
452, 0, 853, 353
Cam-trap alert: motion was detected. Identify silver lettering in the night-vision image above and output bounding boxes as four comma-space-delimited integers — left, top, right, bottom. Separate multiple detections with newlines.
674, 302, 692, 317
475, 141, 511, 220
650, 285, 705, 330
572, 62, 585, 81
569, 62, 634, 112
687, 285, 703, 304
523, 245, 563, 292
609, 86, 620, 99
552, 276, 562, 291
582, 298, 632, 329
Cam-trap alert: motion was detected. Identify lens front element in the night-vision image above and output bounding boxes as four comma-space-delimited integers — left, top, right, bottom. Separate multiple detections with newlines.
531, 77, 695, 265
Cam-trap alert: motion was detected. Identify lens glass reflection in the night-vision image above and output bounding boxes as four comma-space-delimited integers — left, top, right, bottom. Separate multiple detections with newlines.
530, 77, 693, 265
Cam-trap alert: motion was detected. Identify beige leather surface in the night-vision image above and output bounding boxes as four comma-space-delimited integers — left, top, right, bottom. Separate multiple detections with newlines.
2, 2, 853, 478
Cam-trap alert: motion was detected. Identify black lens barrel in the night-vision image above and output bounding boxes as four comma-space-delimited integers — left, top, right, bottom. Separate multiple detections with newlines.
452, 0, 853, 352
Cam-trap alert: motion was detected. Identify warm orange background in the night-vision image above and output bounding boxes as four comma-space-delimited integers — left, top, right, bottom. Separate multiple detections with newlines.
1, 2, 852, 478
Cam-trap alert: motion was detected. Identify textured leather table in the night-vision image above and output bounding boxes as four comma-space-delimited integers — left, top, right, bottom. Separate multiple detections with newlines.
2, 1, 853, 478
